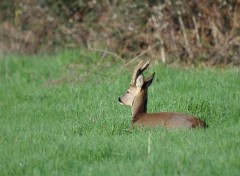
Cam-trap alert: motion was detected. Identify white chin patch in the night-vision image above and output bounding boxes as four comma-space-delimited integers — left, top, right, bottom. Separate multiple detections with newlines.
119, 102, 124, 105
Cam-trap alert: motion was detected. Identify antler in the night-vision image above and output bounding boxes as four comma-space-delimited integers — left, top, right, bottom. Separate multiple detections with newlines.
130, 60, 150, 85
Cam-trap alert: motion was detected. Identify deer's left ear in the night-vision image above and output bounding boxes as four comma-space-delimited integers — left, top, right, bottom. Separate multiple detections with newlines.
143, 72, 155, 88
136, 75, 144, 88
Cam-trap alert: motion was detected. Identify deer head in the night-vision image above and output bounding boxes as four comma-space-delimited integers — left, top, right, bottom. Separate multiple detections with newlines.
118, 60, 155, 110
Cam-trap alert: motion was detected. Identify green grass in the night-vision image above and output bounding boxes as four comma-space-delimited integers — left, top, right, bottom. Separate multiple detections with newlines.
0, 50, 240, 176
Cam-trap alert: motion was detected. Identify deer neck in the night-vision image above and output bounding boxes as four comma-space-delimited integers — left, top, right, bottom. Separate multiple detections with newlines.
132, 90, 148, 121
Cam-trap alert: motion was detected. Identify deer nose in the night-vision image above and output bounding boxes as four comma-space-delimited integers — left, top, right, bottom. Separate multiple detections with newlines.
118, 97, 122, 103
118, 97, 124, 105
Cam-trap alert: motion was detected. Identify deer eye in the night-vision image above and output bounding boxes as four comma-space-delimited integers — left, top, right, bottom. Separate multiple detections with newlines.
126, 91, 130, 93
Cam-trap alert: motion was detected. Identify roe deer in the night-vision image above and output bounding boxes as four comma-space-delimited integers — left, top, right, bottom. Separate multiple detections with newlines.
118, 60, 207, 128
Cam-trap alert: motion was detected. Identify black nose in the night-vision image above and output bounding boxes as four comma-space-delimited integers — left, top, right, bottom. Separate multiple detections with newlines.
118, 97, 122, 103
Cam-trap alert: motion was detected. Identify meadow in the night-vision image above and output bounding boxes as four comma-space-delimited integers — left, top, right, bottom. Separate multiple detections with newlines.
0, 50, 240, 176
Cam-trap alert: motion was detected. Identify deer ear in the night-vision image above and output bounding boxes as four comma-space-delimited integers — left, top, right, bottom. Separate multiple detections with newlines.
143, 72, 155, 88
136, 75, 144, 88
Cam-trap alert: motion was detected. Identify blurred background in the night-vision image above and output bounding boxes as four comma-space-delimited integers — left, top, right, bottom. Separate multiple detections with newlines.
0, 0, 240, 65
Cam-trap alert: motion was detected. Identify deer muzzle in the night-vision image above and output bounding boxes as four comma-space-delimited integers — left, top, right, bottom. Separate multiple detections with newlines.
118, 97, 123, 105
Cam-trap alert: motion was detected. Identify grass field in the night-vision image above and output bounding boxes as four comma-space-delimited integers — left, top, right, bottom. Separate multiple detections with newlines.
0, 50, 240, 176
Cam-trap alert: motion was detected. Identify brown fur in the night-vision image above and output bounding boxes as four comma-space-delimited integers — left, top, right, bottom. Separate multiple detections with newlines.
132, 112, 208, 128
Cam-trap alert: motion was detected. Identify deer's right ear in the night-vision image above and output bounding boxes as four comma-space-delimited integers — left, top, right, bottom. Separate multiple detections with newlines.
143, 72, 155, 88
136, 75, 144, 88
